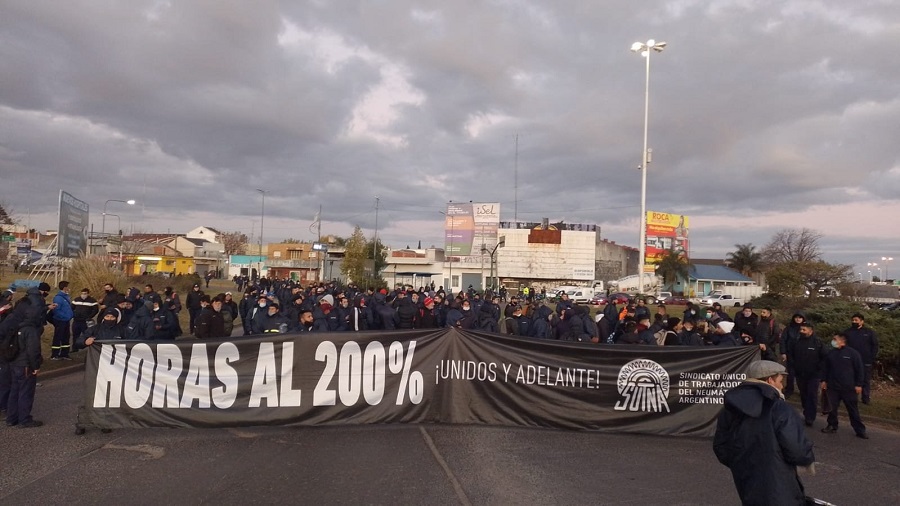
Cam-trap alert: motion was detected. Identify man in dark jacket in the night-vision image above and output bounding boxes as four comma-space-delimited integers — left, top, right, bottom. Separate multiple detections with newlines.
843, 313, 878, 404
529, 304, 553, 339
714, 361, 815, 506
788, 322, 827, 426
733, 304, 759, 346
259, 303, 290, 333
396, 297, 418, 329
6, 284, 51, 428
780, 313, 807, 397
195, 297, 227, 339
474, 303, 499, 333
185, 283, 204, 334
71, 288, 99, 351
75, 308, 127, 349
821, 332, 867, 438
753, 307, 778, 361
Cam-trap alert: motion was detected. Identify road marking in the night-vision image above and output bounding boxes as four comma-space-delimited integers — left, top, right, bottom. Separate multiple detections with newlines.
418, 426, 472, 506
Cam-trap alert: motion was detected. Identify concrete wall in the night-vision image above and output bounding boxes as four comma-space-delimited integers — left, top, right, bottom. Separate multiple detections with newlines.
497, 229, 596, 281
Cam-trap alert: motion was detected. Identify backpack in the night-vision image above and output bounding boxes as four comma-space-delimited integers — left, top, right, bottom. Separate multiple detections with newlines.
1, 327, 21, 362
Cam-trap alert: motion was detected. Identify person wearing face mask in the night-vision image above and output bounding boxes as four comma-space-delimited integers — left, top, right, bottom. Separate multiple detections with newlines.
714, 361, 815, 506
97, 283, 119, 320
786, 322, 827, 427
50, 281, 75, 360
843, 313, 878, 405
733, 304, 759, 347
76, 308, 126, 348
4, 283, 52, 428
821, 332, 867, 439
249, 294, 270, 335
260, 302, 290, 333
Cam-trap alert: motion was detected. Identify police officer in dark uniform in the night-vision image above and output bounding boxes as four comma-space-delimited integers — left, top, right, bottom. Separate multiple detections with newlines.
6, 283, 51, 428
821, 332, 868, 439
787, 321, 827, 426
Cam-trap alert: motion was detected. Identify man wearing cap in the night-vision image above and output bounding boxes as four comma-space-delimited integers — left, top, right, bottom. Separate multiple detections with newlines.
185, 283, 204, 335
787, 322, 827, 426
5, 282, 53, 428
714, 361, 815, 505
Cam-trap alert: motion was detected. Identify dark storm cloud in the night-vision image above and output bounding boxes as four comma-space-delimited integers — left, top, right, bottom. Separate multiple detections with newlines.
1, 1, 898, 269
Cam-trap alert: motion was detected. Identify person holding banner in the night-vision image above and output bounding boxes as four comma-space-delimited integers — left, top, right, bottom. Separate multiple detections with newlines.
714, 361, 815, 505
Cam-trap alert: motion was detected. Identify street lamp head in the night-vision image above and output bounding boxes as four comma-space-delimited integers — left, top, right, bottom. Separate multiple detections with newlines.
653, 41, 667, 52
126, 200, 136, 205
630, 42, 644, 52
883, 257, 893, 261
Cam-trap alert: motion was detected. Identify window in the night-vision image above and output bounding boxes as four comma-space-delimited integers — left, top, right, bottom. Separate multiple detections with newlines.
289, 250, 302, 260
273, 251, 282, 258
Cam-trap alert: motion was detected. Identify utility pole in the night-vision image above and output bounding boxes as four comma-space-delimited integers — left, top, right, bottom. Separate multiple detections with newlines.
373, 196, 379, 278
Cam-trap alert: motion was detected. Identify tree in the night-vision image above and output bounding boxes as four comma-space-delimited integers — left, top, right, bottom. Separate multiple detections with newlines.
762, 228, 822, 264
220, 231, 249, 256
340, 226, 368, 283
366, 238, 388, 277
655, 249, 689, 291
726, 243, 764, 276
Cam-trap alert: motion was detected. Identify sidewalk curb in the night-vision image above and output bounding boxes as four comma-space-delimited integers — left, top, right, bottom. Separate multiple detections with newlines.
40, 363, 85, 380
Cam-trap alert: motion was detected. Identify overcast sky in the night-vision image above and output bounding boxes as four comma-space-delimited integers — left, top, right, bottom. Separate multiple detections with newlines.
1, 1, 898, 277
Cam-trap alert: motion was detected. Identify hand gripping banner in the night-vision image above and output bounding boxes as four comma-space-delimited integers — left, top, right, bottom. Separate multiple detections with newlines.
81, 329, 758, 436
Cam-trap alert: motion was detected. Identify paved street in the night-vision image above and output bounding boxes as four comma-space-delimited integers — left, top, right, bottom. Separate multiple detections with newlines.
2, 371, 898, 505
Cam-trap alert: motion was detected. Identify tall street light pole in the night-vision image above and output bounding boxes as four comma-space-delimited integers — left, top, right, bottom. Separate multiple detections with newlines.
440, 209, 455, 295
102, 199, 135, 236
882, 256, 894, 281
631, 39, 666, 292
256, 189, 267, 279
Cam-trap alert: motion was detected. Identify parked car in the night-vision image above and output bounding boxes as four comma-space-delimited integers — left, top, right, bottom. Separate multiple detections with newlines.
699, 293, 744, 307
662, 295, 690, 305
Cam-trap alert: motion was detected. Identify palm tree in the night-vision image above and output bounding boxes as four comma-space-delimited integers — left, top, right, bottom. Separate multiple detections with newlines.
655, 249, 689, 291
726, 243, 763, 276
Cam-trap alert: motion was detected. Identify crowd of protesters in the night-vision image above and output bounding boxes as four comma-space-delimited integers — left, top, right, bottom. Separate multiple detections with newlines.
0, 276, 879, 434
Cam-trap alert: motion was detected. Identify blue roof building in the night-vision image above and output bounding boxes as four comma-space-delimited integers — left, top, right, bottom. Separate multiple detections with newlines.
671, 264, 755, 297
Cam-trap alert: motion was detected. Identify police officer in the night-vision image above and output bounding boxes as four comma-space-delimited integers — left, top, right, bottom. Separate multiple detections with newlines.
6, 283, 51, 428
843, 313, 878, 404
71, 287, 99, 348
821, 332, 868, 439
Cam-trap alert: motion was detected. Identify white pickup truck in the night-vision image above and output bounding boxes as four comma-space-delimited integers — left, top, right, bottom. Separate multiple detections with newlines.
699, 293, 744, 307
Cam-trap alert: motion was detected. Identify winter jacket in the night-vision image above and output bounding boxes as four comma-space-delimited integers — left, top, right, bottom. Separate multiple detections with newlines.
475, 305, 499, 333
195, 307, 227, 338
823, 346, 864, 390
843, 325, 879, 365
75, 320, 127, 349
788, 335, 827, 378
396, 300, 418, 329
72, 295, 99, 322
529, 305, 553, 339
714, 381, 814, 506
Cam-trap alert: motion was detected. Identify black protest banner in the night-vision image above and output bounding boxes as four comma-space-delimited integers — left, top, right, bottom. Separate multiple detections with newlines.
82, 329, 758, 436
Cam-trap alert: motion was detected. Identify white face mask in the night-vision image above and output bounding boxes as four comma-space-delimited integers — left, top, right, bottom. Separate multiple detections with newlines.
258, 302, 267, 308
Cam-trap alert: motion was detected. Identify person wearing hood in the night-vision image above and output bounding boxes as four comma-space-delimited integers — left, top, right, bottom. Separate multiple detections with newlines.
75, 308, 127, 349
259, 302, 290, 333
396, 296, 418, 329
50, 281, 75, 360
249, 294, 271, 335
312, 294, 340, 331
474, 302, 499, 333
714, 361, 815, 506
5, 283, 52, 428
128, 298, 177, 340
678, 319, 705, 346
528, 304, 553, 339
780, 312, 806, 398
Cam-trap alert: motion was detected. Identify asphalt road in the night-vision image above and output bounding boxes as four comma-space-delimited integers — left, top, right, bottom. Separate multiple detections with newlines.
2, 372, 898, 505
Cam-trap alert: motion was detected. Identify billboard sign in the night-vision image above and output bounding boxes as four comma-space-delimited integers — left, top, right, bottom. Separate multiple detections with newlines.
58, 191, 90, 258
645, 211, 689, 272
445, 202, 500, 263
